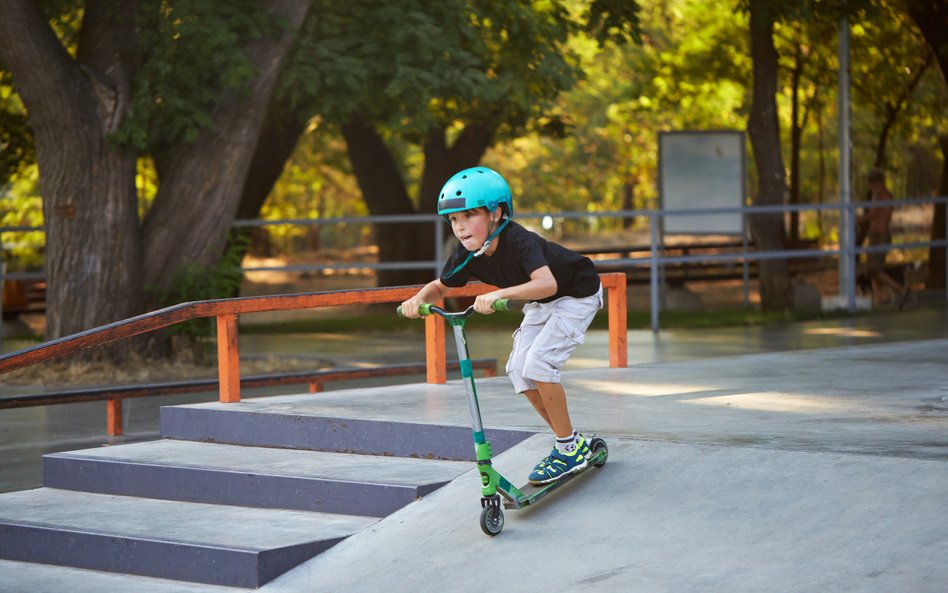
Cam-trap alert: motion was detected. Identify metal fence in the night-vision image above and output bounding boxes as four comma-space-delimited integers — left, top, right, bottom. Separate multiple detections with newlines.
3, 195, 947, 333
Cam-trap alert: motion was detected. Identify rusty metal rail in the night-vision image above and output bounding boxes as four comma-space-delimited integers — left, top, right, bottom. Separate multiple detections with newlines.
0, 274, 628, 405
0, 359, 497, 436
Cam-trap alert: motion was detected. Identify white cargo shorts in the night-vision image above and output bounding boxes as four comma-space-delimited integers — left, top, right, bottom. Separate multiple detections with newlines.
505, 284, 603, 393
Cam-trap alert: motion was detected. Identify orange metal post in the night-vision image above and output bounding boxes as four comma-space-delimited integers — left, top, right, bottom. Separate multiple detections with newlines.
425, 303, 447, 383
602, 273, 628, 367
308, 381, 323, 393
217, 314, 241, 403
107, 397, 123, 436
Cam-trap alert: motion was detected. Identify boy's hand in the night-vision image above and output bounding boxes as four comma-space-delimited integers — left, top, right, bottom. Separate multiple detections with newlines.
474, 291, 503, 315
399, 298, 425, 319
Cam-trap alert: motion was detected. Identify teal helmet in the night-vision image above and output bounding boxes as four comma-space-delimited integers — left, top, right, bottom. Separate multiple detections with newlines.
437, 167, 513, 221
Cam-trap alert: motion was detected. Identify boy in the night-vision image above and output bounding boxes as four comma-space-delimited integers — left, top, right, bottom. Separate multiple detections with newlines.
400, 166, 602, 484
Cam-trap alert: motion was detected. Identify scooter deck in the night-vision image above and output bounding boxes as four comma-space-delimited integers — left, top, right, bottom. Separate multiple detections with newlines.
501, 445, 607, 510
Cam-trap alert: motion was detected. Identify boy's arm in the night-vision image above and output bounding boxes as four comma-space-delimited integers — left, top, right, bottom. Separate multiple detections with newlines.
399, 279, 453, 318
473, 265, 557, 314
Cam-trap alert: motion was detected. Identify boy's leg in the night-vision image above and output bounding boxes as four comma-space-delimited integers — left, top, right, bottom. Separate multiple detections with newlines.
534, 382, 573, 438
521, 389, 554, 430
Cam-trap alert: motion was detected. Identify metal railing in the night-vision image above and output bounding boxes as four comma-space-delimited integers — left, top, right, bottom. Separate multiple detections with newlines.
3, 196, 946, 332
0, 273, 628, 403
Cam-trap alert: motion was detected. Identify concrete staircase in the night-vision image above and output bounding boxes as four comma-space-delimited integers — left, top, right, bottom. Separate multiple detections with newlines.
0, 399, 532, 588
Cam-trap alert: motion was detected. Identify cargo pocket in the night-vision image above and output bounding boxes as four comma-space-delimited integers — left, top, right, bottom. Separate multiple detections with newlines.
533, 315, 584, 370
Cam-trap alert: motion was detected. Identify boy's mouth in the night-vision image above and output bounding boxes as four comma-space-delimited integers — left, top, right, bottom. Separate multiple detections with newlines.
459, 234, 473, 242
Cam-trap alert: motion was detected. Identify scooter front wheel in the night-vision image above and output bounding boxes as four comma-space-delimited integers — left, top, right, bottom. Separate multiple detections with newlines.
480, 505, 504, 536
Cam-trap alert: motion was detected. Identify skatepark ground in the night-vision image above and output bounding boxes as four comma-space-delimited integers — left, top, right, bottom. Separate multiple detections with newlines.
1, 306, 946, 592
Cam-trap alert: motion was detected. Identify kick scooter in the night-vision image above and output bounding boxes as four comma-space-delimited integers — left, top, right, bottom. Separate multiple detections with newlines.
398, 299, 608, 536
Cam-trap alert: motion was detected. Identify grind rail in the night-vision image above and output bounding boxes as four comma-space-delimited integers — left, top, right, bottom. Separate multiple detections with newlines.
0, 273, 628, 423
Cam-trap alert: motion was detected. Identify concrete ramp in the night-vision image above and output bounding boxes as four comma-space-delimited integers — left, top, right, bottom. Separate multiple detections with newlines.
2, 338, 947, 592
276, 435, 948, 593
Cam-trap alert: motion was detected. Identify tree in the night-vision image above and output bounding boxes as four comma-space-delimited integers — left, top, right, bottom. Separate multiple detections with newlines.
0, 0, 309, 352
0, 0, 143, 342
904, 0, 947, 290
746, 0, 792, 311
239, 0, 640, 287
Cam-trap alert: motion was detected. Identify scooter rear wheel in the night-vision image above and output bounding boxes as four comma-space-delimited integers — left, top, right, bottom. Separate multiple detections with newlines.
590, 437, 608, 467
480, 505, 504, 536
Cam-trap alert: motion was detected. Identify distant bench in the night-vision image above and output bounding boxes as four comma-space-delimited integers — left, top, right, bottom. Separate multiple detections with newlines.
0, 358, 498, 437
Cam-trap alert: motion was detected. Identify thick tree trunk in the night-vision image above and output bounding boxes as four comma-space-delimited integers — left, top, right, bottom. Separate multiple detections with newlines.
0, 0, 142, 350
904, 0, 946, 291
341, 120, 431, 287
746, 1, 792, 311
141, 0, 310, 300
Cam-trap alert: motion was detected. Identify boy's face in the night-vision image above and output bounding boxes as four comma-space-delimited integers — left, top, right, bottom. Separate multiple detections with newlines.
447, 207, 499, 252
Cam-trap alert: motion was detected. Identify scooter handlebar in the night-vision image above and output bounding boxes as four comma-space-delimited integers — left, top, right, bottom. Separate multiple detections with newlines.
396, 299, 521, 318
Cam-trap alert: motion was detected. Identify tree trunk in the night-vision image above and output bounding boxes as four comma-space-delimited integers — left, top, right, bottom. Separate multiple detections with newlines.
341, 120, 431, 287
904, 1, 947, 291
746, 0, 791, 311
788, 41, 804, 246
342, 121, 495, 287
929, 134, 948, 290
141, 0, 310, 299
873, 52, 932, 169
0, 0, 143, 352
222, 100, 312, 295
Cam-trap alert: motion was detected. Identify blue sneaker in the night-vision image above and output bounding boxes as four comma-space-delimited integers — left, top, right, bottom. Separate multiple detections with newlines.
575, 434, 590, 458
531, 448, 557, 474
530, 435, 590, 476
528, 443, 588, 485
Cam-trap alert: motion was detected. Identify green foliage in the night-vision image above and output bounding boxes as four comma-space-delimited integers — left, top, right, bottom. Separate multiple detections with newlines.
281, 0, 582, 139
0, 72, 34, 186
151, 237, 247, 340
486, 0, 749, 223
258, 121, 372, 255
0, 165, 44, 271
113, 0, 284, 149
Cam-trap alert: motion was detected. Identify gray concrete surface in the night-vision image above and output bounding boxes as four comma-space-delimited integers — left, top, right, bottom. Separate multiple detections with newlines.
3, 307, 947, 494
2, 335, 947, 592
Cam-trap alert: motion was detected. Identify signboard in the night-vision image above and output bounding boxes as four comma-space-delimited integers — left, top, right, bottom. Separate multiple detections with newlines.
658, 131, 745, 235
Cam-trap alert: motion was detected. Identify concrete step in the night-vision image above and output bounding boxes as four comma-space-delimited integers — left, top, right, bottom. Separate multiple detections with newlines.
43, 439, 472, 517
0, 488, 377, 588
160, 402, 533, 460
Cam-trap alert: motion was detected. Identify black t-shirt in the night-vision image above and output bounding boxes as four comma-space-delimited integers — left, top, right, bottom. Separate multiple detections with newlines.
440, 220, 600, 303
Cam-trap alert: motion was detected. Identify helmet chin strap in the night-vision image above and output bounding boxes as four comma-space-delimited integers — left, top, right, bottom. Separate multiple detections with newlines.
473, 211, 511, 257
442, 212, 511, 279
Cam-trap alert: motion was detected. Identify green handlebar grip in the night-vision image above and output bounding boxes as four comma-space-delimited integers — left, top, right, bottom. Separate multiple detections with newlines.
492, 299, 510, 312
396, 303, 433, 317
